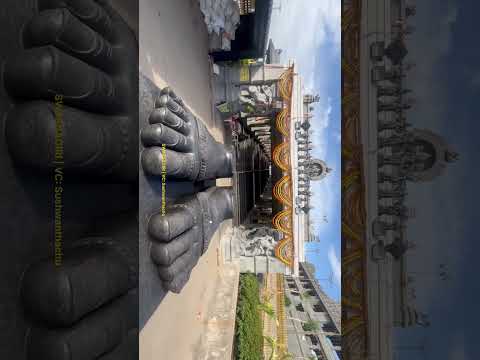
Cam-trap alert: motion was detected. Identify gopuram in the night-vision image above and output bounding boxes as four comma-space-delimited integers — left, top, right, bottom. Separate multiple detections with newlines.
342, 1, 459, 360
225, 58, 332, 276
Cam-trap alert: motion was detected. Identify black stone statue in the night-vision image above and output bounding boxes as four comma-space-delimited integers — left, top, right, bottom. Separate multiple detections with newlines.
22, 229, 138, 360
147, 187, 233, 292
0, 1, 139, 358
4, 0, 139, 181
138, 77, 235, 318
141, 92, 233, 181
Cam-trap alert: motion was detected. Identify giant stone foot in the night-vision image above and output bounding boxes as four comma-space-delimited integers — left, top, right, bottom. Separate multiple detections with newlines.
147, 187, 233, 292
140, 87, 233, 181
4, 0, 138, 181
0, 2, 139, 357
21, 236, 138, 360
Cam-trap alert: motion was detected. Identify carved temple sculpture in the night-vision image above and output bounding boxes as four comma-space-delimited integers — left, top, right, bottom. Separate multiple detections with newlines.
235, 225, 278, 257
1, 1, 139, 358
139, 80, 234, 292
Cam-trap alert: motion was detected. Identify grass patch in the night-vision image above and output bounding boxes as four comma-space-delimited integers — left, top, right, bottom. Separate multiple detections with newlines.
235, 273, 263, 360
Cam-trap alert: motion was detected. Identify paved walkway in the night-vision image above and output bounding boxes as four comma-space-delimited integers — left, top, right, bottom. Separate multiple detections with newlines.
140, 0, 217, 129
140, 222, 239, 360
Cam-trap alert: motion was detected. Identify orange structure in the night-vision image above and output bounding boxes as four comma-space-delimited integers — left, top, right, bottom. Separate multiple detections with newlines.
271, 67, 295, 268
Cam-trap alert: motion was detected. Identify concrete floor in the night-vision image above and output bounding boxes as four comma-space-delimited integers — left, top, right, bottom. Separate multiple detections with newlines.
139, 1, 238, 359
139, 0, 219, 132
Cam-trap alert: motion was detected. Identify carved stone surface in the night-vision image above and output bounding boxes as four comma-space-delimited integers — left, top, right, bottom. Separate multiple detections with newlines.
4, 0, 139, 181
22, 228, 138, 360
384, 237, 408, 260
147, 186, 233, 292
0, 1, 139, 358
235, 225, 277, 257
138, 74, 234, 327
141, 87, 232, 181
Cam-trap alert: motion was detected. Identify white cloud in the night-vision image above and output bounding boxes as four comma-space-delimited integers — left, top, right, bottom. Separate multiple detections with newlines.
269, 0, 340, 89
269, 2, 341, 277
309, 171, 338, 231
269, 3, 340, 230
333, 130, 341, 144
327, 245, 341, 287
308, 97, 340, 234
311, 97, 332, 159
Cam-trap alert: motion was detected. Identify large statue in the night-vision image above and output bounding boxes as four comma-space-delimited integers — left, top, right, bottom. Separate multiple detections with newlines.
147, 187, 233, 292
22, 230, 138, 359
141, 92, 233, 181
5, 0, 138, 181
1, 1, 139, 358
137, 79, 235, 329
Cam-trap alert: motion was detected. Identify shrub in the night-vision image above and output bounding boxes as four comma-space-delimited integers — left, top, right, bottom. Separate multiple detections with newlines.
302, 319, 320, 332
235, 273, 263, 360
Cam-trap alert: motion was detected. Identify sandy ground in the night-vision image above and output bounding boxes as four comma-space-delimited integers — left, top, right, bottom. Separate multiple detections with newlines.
139, 1, 238, 359
140, 222, 239, 360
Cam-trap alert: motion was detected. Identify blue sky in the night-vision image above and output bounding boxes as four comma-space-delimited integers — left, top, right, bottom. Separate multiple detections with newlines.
386, 0, 478, 359
269, 0, 341, 302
